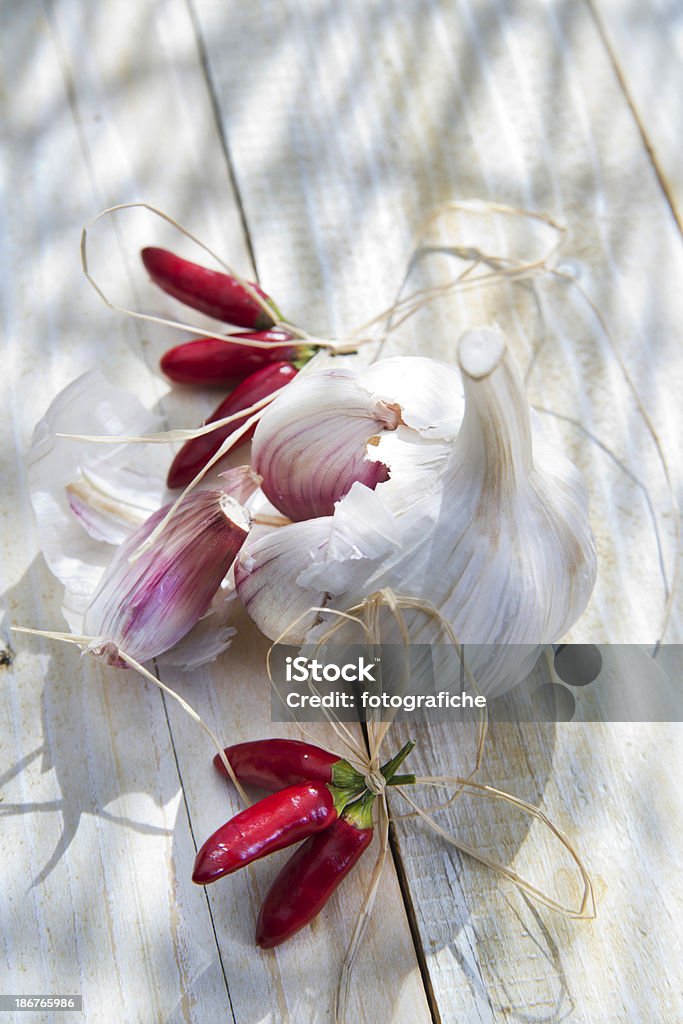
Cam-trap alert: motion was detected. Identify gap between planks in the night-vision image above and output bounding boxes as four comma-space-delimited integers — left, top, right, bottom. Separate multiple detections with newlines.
41, 3, 247, 1015
388, 824, 443, 1024
186, 0, 263, 283
585, 0, 683, 237
158, 683, 237, 1022
163, 4, 441, 1012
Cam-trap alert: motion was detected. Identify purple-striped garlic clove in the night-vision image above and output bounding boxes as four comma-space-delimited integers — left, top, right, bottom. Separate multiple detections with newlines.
83, 490, 250, 665
251, 368, 401, 521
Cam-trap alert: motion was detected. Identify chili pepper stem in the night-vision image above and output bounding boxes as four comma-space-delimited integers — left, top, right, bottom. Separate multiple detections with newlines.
387, 772, 416, 787
380, 738, 416, 784
328, 784, 364, 817
342, 790, 376, 830
330, 759, 366, 792
292, 346, 318, 368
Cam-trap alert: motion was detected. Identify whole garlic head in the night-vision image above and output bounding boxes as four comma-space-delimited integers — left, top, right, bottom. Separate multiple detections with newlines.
235, 328, 597, 696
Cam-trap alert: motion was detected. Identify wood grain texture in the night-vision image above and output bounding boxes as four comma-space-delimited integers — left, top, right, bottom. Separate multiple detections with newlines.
0, 1, 428, 1021
0, 1, 262, 1019
589, 0, 683, 230
0, 1, 245, 1018
161, 608, 430, 1024
2, 0, 682, 1022
189, 1, 683, 1021
191, 0, 683, 648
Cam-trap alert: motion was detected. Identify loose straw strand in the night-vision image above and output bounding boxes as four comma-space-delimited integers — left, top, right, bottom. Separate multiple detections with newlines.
266, 606, 372, 765
76, 199, 677, 644
80, 202, 322, 347
56, 390, 282, 446
10, 626, 249, 807
336, 796, 391, 1024
129, 413, 260, 561
394, 784, 594, 920
116, 650, 249, 806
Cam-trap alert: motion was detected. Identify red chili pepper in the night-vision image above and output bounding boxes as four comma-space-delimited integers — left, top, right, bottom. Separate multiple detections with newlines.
142, 246, 279, 329
166, 362, 298, 489
214, 737, 417, 792
159, 331, 313, 386
192, 782, 351, 886
255, 792, 375, 948
213, 738, 364, 791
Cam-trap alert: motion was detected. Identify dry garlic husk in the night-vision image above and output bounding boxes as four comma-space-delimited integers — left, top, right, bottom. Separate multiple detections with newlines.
27, 370, 167, 630
236, 330, 597, 696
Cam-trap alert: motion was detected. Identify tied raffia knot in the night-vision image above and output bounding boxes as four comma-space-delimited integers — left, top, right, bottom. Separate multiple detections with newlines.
364, 770, 386, 796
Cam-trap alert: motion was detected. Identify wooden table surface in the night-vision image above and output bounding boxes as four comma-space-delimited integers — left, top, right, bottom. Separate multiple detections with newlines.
2, 2, 682, 1022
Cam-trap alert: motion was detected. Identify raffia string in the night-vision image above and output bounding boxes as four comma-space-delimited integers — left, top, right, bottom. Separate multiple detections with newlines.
11, 625, 249, 807
73, 200, 678, 645
264, 588, 594, 1024
80, 202, 357, 352
16, 199, 676, 1020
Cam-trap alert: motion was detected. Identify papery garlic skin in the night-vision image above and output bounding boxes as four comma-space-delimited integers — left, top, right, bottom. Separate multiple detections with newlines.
235, 356, 462, 637
236, 336, 597, 697
27, 371, 262, 669
395, 327, 597, 694
156, 588, 239, 670
251, 368, 401, 521
236, 482, 407, 639
236, 517, 333, 639
450, 328, 597, 646
65, 467, 151, 543
28, 371, 168, 630
84, 490, 250, 666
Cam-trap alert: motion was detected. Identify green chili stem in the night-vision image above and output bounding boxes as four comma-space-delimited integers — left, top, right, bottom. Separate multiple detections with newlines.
380, 739, 416, 784
387, 773, 416, 786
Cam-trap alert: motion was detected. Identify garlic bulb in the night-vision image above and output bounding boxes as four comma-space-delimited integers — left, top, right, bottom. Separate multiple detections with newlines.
235, 329, 597, 696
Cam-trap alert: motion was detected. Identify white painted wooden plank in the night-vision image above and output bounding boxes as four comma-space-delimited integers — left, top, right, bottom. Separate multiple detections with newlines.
389, 671, 683, 1023
191, 0, 683, 648
162, 608, 431, 1024
2, 1, 430, 1021
0, 1, 248, 1020
190, 0, 683, 1021
589, 0, 683, 228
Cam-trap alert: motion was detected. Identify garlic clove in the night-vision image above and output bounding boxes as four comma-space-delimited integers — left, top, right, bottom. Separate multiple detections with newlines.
251, 367, 401, 521
156, 587, 238, 669
235, 360, 465, 641
235, 480, 406, 642
340, 327, 597, 694
215, 464, 263, 504
235, 517, 333, 642
83, 490, 251, 665
445, 325, 597, 640
296, 482, 403, 594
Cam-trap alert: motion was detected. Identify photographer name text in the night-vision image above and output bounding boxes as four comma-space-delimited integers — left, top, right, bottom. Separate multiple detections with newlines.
285, 690, 487, 711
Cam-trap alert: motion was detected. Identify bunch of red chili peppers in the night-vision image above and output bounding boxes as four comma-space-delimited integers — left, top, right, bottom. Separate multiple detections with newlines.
191, 737, 415, 947
141, 246, 316, 487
